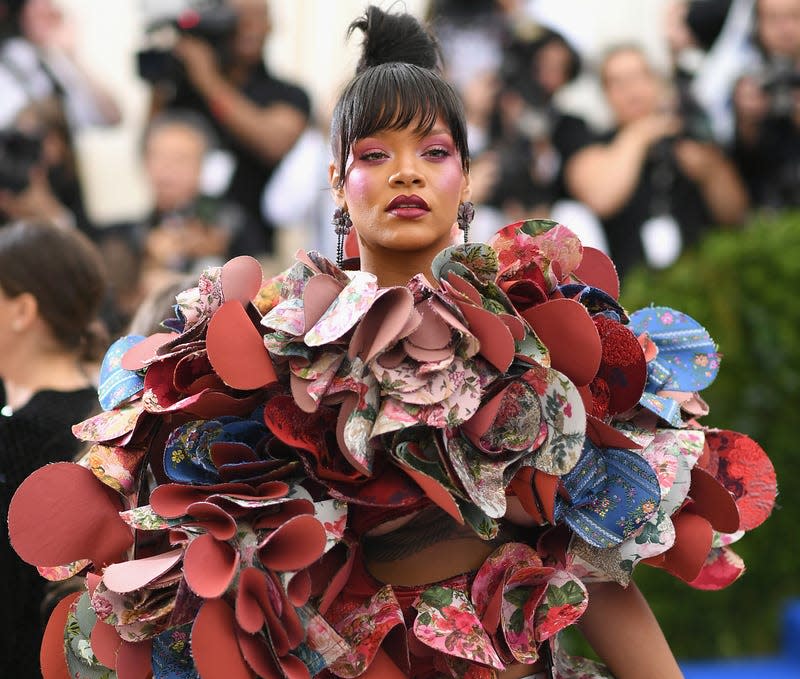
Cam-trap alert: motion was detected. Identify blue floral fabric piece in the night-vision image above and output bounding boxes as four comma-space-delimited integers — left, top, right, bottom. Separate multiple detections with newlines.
152, 624, 198, 679
97, 335, 146, 411
163, 420, 225, 485
629, 306, 719, 392
555, 440, 660, 549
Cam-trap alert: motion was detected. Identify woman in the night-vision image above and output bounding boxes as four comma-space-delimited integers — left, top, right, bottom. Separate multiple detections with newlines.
324, 9, 681, 679
0, 220, 107, 677
8, 7, 773, 679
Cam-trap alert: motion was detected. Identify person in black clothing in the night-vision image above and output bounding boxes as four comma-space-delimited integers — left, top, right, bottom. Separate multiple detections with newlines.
0, 220, 107, 678
566, 44, 748, 279
732, 0, 800, 208
149, 0, 310, 257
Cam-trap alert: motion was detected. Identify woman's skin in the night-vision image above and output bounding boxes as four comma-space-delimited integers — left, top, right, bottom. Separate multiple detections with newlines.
328, 119, 683, 679
329, 120, 471, 288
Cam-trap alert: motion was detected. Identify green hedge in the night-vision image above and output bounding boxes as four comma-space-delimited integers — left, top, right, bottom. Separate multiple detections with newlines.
619, 211, 800, 658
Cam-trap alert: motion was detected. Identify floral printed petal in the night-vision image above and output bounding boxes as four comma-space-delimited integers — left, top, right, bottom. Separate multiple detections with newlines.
413, 586, 504, 670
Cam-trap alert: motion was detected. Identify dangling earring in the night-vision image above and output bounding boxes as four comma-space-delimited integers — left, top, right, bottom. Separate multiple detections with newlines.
457, 201, 474, 244
332, 207, 352, 267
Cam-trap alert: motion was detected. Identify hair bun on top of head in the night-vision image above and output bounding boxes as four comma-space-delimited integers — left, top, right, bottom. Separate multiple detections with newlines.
349, 5, 441, 74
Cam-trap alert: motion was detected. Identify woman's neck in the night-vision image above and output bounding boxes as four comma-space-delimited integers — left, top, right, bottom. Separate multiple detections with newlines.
359, 250, 438, 288
2, 350, 91, 411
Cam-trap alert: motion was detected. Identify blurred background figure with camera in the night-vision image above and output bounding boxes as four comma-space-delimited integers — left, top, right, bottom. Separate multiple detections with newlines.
732, 0, 800, 208
141, 0, 311, 263
0, 0, 121, 235
566, 44, 748, 279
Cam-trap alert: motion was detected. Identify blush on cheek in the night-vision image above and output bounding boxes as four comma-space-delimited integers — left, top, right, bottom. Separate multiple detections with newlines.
437, 158, 467, 197
344, 168, 372, 204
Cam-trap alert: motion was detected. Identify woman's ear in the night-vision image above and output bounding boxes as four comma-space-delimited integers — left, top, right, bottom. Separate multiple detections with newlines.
460, 171, 472, 204
10, 292, 38, 333
328, 162, 346, 208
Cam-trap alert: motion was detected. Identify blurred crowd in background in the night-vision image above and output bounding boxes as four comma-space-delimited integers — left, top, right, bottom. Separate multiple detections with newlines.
1, 0, 799, 667
0, 0, 798, 335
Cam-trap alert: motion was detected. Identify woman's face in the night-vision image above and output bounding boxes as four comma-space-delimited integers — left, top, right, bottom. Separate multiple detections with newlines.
332, 119, 470, 269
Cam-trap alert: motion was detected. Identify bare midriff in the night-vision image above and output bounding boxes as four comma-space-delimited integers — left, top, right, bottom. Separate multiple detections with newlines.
363, 513, 548, 679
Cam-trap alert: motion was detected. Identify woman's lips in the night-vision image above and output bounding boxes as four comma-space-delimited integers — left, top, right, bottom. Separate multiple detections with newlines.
386, 194, 430, 219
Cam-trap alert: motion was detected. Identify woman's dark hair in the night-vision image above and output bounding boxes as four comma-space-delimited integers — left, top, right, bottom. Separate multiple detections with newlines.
0, 221, 108, 360
330, 5, 470, 187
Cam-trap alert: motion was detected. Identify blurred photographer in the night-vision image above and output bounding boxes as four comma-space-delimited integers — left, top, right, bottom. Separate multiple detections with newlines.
0, 0, 121, 234
0, 105, 79, 231
566, 45, 748, 279
732, 0, 800, 208
486, 28, 593, 220
142, 0, 310, 259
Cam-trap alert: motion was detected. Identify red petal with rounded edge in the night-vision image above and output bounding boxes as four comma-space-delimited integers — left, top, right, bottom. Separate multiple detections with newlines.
103, 549, 184, 594
236, 567, 277, 636
706, 430, 777, 531
481, 580, 505, 634
184, 501, 238, 540
259, 514, 327, 571
395, 458, 464, 525
522, 299, 601, 386
349, 286, 415, 362
207, 301, 277, 390
116, 639, 153, 679
456, 301, 515, 373
443, 272, 482, 305
9, 463, 132, 568
689, 467, 740, 534
647, 511, 712, 582
593, 316, 647, 415
192, 599, 254, 679
509, 467, 545, 525
211, 441, 259, 466
184, 533, 239, 598
406, 298, 454, 349
41, 592, 80, 679
586, 415, 641, 450
573, 247, 620, 299
221, 255, 264, 305
90, 621, 121, 669
287, 569, 313, 607
280, 653, 312, 679
290, 372, 318, 413
303, 274, 343, 332
462, 388, 506, 441
121, 332, 178, 371
236, 626, 282, 679
150, 482, 229, 518
534, 472, 559, 525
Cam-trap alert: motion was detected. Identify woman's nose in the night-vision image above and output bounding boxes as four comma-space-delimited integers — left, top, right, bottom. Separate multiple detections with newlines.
388, 155, 425, 187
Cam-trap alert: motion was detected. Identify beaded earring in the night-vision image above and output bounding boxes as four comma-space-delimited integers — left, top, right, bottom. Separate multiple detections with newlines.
332, 207, 352, 267
457, 201, 475, 243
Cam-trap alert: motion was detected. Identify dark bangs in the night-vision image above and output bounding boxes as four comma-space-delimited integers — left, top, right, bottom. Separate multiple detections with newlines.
331, 62, 469, 187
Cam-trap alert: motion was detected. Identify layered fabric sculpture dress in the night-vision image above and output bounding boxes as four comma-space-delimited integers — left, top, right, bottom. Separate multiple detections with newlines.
9, 220, 777, 679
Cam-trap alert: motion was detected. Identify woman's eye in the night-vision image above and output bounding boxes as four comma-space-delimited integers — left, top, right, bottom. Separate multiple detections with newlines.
359, 150, 387, 161
425, 147, 450, 158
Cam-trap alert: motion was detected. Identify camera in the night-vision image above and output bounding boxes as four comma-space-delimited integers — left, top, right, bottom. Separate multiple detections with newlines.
136, 0, 238, 85
0, 129, 43, 194
757, 57, 800, 119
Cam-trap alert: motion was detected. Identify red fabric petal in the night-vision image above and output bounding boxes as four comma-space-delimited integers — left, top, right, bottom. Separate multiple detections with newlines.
706, 430, 777, 531
207, 301, 277, 390
116, 639, 153, 679
221, 255, 264, 305
41, 592, 80, 679
183, 533, 239, 598
192, 599, 254, 679
573, 247, 620, 299
522, 299, 601, 386
259, 514, 327, 572
8, 463, 132, 568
